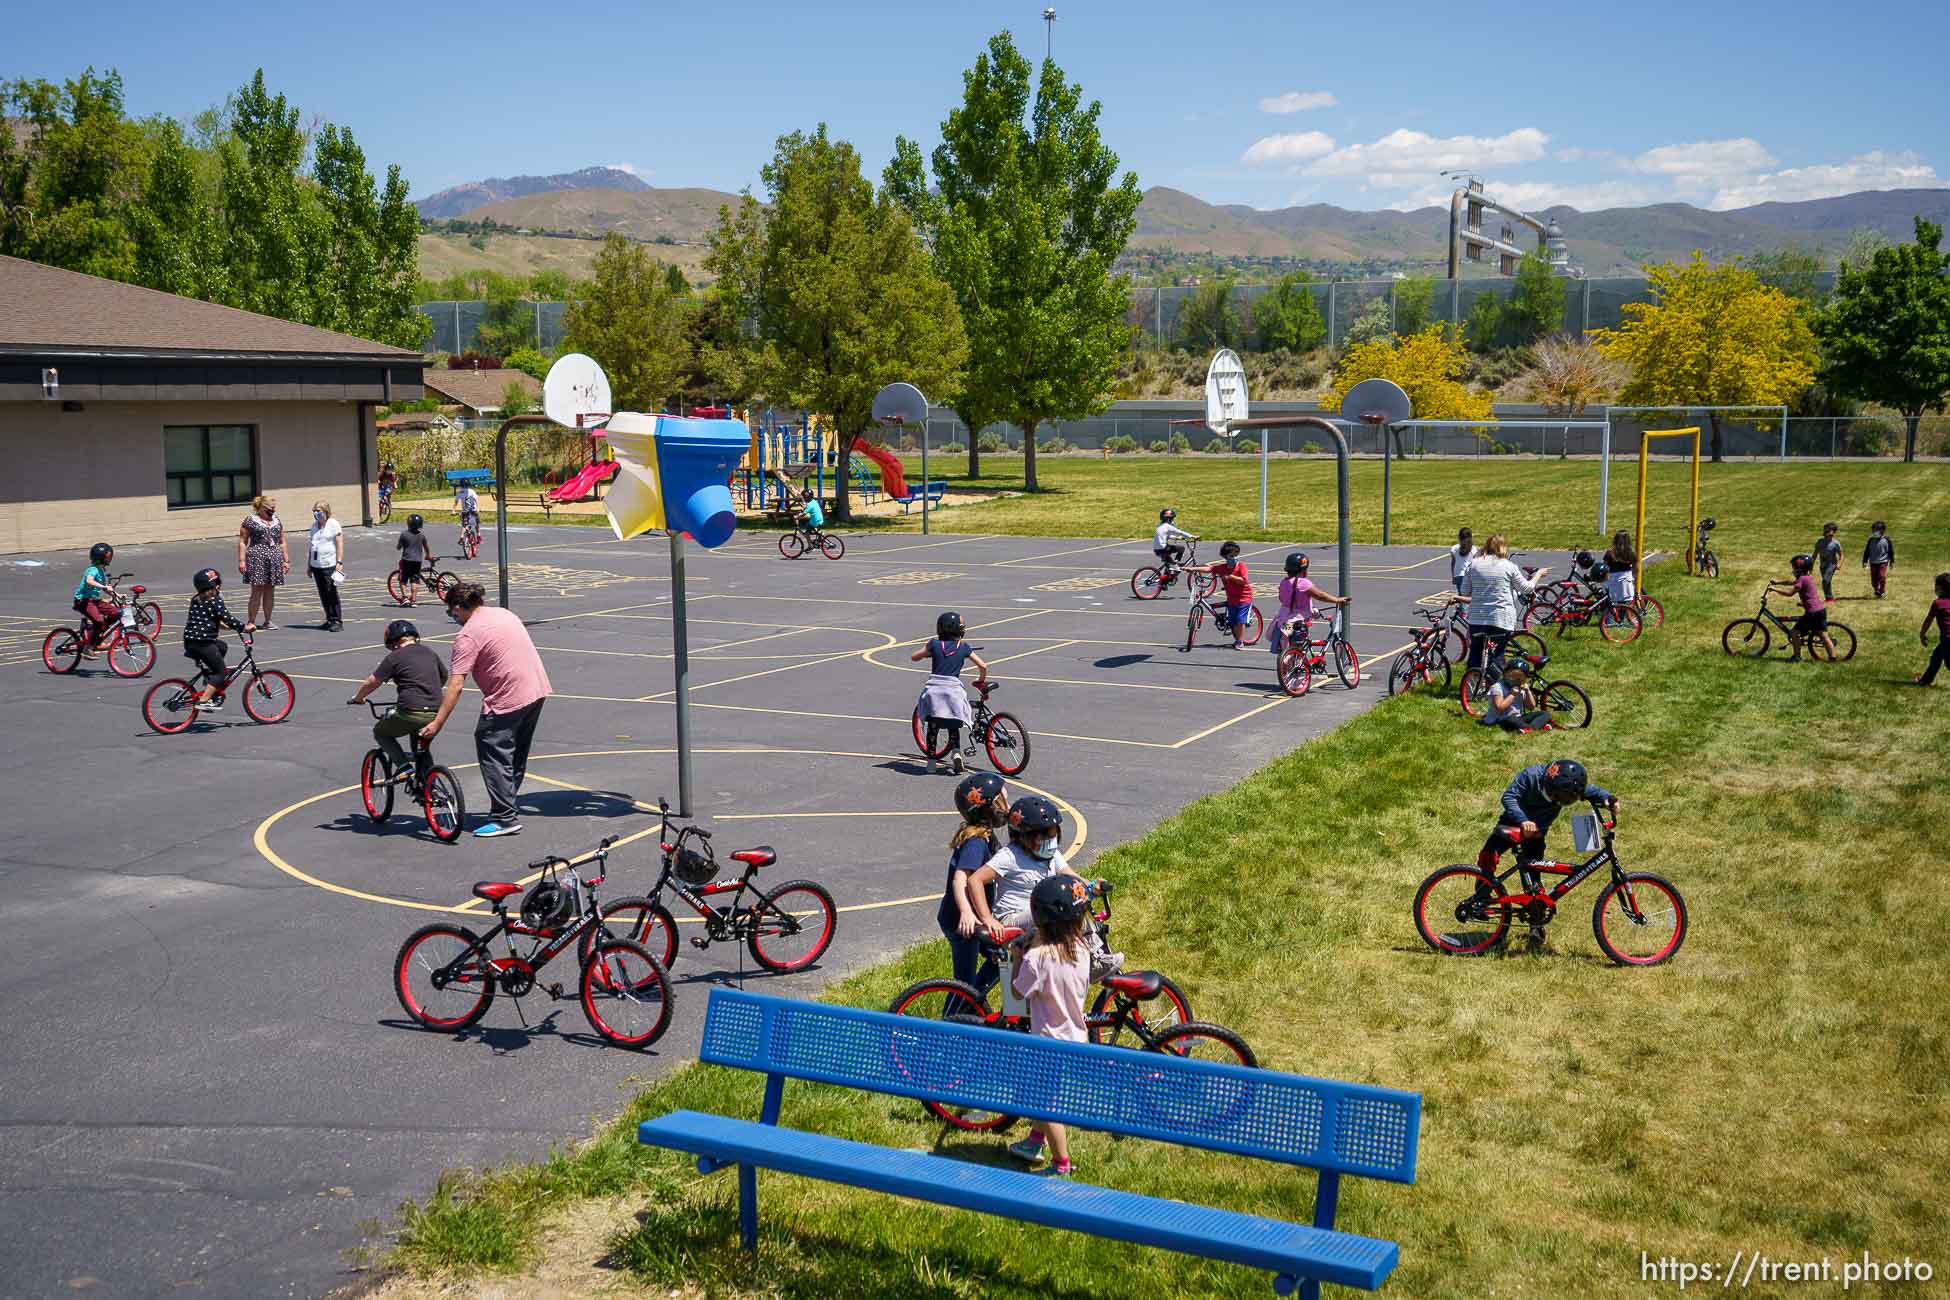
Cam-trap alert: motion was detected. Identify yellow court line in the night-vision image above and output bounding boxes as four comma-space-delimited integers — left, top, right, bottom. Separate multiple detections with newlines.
283, 671, 650, 706
982, 639, 1081, 667
711, 810, 959, 819
1354, 552, 1451, 574
1168, 696, 1292, 748
859, 642, 1264, 698
642, 630, 903, 702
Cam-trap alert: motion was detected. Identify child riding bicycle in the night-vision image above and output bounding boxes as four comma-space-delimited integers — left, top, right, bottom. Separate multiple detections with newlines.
377, 462, 397, 505
910, 610, 989, 774
1769, 554, 1838, 661
1153, 508, 1196, 570
1477, 759, 1618, 942
1271, 551, 1349, 657
348, 619, 449, 791
454, 483, 481, 543
72, 541, 120, 656
794, 490, 825, 536
181, 567, 255, 711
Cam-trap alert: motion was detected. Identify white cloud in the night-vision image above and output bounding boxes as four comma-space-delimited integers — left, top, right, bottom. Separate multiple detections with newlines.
604, 162, 648, 177
1258, 90, 1337, 114
1241, 131, 1337, 166
1631, 138, 1776, 179
1707, 150, 1938, 210
1305, 127, 1550, 179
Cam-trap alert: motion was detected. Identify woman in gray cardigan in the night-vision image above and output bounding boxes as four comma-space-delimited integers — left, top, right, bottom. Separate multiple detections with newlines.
1451, 533, 1548, 677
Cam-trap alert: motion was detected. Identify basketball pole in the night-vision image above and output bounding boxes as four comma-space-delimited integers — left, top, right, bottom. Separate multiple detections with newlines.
670, 531, 694, 816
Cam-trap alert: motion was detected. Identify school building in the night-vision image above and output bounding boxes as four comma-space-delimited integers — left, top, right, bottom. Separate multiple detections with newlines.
0, 255, 426, 555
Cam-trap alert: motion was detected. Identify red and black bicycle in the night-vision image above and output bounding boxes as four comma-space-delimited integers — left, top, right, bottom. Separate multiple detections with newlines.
43, 574, 158, 677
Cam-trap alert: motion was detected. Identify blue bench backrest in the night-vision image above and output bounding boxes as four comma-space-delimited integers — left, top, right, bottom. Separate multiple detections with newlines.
445, 468, 493, 484
698, 990, 1418, 1184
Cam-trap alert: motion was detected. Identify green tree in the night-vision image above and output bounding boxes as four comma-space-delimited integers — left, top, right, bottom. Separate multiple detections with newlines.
215, 70, 317, 323
886, 31, 1140, 490
504, 346, 551, 381
1464, 292, 1503, 353
131, 118, 220, 298
4, 70, 149, 279
1742, 245, 1829, 308
473, 272, 533, 359
1506, 249, 1567, 342
1393, 274, 1435, 335
1592, 253, 1817, 462
1344, 296, 1393, 346
1177, 279, 1243, 350
664, 263, 688, 296
1253, 271, 1325, 352
498, 378, 537, 416
563, 232, 692, 415
1813, 217, 1950, 463
711, 126, 967, 523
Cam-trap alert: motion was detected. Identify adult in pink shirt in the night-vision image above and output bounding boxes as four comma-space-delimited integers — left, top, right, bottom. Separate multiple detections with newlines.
420, 582, 553, 837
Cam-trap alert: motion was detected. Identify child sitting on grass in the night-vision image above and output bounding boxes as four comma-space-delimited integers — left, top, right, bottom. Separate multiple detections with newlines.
1916, 573, 1950, 687
1005, 874, 1093, 1178
1481, 661, 1552, 733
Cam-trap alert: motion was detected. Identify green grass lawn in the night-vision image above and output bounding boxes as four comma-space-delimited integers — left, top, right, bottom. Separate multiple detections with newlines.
381, 463, 1950, 1298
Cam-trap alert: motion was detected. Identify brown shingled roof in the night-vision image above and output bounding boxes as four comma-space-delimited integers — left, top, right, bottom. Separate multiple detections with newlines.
423, 368, 542, 413
0, 255, 421, 359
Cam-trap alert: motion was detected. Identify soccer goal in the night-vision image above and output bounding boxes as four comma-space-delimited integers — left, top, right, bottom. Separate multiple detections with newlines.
1632, 426, 1702, 592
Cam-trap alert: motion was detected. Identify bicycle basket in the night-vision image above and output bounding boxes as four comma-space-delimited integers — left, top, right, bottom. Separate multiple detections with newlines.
674, 844, 717, 887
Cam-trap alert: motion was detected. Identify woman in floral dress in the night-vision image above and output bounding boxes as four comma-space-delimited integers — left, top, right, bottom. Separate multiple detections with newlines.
237, 494, 290, 629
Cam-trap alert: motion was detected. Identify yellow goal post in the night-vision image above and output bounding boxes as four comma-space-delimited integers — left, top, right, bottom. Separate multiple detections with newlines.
1633, 426, 1701, 592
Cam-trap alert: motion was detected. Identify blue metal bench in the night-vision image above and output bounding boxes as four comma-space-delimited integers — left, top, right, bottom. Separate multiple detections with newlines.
893, 479, 950, 514
638, 989, 1420, 1297
444, 468, 494, 485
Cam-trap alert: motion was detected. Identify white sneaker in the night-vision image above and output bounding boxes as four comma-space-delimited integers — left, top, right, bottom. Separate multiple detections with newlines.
951, 751, 965, 774
194, 698, 224, 713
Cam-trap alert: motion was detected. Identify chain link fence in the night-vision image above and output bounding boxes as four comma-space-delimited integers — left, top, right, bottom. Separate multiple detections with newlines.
416, 300, 570, 356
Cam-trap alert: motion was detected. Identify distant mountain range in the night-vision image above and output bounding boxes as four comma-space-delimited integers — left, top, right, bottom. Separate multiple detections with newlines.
414, 167, 1950, 272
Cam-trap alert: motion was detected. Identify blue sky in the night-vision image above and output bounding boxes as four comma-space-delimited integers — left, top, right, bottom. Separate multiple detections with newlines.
11, 0, 1947, 212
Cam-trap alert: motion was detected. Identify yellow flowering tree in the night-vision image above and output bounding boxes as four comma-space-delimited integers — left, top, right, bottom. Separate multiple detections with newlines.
1592, 253, 1817, 462
1325, 327, 1492, 448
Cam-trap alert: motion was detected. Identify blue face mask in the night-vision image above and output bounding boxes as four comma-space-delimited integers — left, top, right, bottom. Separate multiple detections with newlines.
1028, 837, 1058, 861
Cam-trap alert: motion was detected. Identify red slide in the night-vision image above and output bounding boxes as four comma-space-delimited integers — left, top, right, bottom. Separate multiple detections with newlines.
547, 460, 620, 502
857, 442, 908, 498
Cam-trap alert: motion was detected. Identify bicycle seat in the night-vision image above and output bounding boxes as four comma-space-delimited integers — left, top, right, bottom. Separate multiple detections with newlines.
1100, 970, 1164, 1000
731, 846, 776, 868
129, 585, 145, 596
472, 881, 522, 903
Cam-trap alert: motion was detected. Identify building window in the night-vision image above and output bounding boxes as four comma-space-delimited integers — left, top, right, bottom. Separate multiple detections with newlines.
164, 425, 257, 508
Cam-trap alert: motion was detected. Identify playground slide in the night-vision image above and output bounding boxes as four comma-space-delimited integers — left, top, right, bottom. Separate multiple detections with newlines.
857, 442, 908, 499
547, 460, 620, 502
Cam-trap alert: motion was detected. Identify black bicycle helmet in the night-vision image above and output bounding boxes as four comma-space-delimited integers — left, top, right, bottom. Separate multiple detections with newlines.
674, 844, 717, 887
955, 772, 1008, 826
1791, 553, 1814, 574
192, 567, 221, 593
1574, 549, 1597, 570
407, 513, 424, 531
1586, 561, 1610, 581
1540, 759, 1589, 801
1159, 507, 1177, 523
1029, 874, 1090, 929
1699, 517, 1716, 530
519, 881, 573, 931
89, 542, 113, 566
1284, 551, 1309, 576
936, 611, 964, 639
1007, 794, 1062, 839
1219, 540, 1241, 560
384, 619, 419, 648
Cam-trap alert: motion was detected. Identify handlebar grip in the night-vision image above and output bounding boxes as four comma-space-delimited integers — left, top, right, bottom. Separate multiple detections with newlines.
526, 855, 566, 871
691, 826, 712, 839
598, 835, 619, 850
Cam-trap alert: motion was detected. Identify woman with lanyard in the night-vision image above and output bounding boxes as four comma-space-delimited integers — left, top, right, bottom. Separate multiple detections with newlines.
1451, 533, 1548, 678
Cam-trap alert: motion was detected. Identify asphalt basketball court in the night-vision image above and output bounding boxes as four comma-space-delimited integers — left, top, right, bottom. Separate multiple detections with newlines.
0, 523, 1453, 1298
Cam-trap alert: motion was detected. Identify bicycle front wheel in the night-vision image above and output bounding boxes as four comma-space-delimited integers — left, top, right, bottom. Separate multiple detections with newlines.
377, 498, 393, 524
1278, 647, 1312, 697
141, 679, 197, 734
1811, 622, 1855, 662
1721, 618, 1770, 657
1385, 653, 1413, 698
1540, 680, 1592, 729
107, 630, 155, 678
586, 896, 679, 971
394, 924, 494, 1030
42, 629, 81, 674
422, 766, 466, 842
1088, 973, 1192, 1049
1333, 639, 1360, 689
1702, 550, 1719, 578
819, 532, 845, 560
983, 711, 1031, 776
1635, 595, 1665, 630
361, 750, 395, 822
386, 571, 407, 604
242, 669, 295, 723
1458, 669, 1489, 720
778, 532, 807, 559
1131, 566, 1163, 600
1591, 872, 1688, 966
580, 940, 673, 1048
1184, 604, 1203, 652
746, 879, 837, 972
1415, 865, 1510, 956
888, 979, 1011, 1131
1599, 604, 1643, 644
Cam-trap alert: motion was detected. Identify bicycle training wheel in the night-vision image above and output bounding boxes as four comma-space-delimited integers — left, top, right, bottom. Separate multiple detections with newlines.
1184, 604, 1203, 652
1278, 647, 1312, 697
386, 571, 407, 604
1721, 618, 1770, 658
746, 879, 837, 972
422, 766, 466, 843
1414, 865, 1510, 956
1088, 972, 1192, 1049
1635, 595, 1665, 630
1540, 680, 1592, 729
361, 750, 396, 822
819, 532, 846, 560
107, 630, 155, 678
1810, 622, 1855, 662
1591, 872, 1688, 966
888, 979, 1011, 1131
983, 712, 1031, 776
393, 923, 494, 1030
1599, 604, 1643, 644
579, 940, 673, 1048
1458, 669, 1489, 720
778, 532, 808, 559
1131, 566, 1163, 600
42, 629, 81, 674
141, 679, 197, 734
241, 670, 295, 724
587, 897, 679, 972
912, 708, 953, 759
1333, 639, 1360, 689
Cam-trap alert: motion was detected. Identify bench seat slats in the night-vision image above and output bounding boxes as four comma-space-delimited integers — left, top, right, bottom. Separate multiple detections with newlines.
639, 1111, 1398, 1290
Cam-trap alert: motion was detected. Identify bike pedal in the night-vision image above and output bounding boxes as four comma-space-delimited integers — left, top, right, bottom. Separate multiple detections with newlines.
689, 936, 711, 950
546, 983, 565, 999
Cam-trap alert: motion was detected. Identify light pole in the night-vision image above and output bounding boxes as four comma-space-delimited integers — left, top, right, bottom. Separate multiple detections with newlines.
1042, 7, 1057, 59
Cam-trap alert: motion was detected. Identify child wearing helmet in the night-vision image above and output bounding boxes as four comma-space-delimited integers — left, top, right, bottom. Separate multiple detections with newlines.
937, 773, 1010, 995
795, 490, 824, 534
180, 568, 255, 710
1004, 873, 1093, 1177
1479, 759, 1619, 941
1769, 555, 1837, 661
1153, 509, 1196, 569
909, 611, 988, 774
962, 795, 1081, 938
377, 462, 397, 507
396, 514, 430, 607
349, 620, 450, 787
1271, 551, 1349, 657
1862, 522, 1895, 598
72, 542, 118, 656
1205, 541, 1255, 649
1481, 661, 1552, 732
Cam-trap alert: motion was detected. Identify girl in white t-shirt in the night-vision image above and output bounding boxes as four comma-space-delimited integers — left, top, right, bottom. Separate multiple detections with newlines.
1449, 527, 1479, 594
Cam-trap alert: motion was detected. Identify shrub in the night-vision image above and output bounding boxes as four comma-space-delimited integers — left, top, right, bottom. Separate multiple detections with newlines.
1842, 420, 1898, 457
976, 431, 1007, 453
939, 441, 966, 454
1302, 440, 1323, 454
1037, 436, 1070, 454
1234, 437, 1260, 454
1169, 432, 1192, 454
1202, 437, 1231, 454
1149, 439, 1169, 453
1104, 435, 1138, 454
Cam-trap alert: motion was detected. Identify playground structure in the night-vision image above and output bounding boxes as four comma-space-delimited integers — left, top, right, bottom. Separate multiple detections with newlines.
546, 423, 620, 503
735, 409, 833, 514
